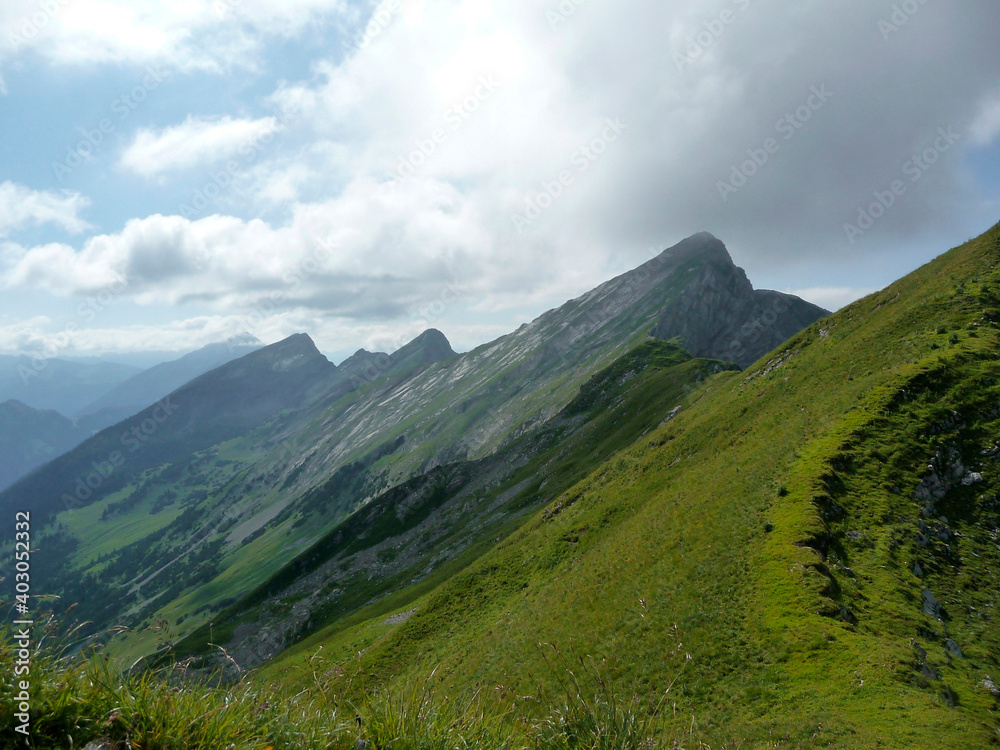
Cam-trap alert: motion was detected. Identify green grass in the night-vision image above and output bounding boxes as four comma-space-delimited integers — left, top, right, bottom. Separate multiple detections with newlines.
13, 244, 728, 675
166, 341, 735, 669
0, 614, 720, 749
11, 223, 1000, 748
256, 221, 1000, 746
60, 480, 186, 568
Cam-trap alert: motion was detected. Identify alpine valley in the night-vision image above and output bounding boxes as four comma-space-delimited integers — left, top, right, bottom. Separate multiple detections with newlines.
5, 225, 1000, 748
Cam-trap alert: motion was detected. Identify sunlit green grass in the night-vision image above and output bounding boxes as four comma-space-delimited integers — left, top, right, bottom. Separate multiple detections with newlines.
0, 614, 719, 749
12, 223, 1000, 748
259, 221, 1000, 747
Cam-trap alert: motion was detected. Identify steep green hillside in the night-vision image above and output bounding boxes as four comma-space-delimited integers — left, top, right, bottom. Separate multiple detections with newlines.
1, 234, 823, 668
261, 222, 1000, 747
165, 341, 736, 670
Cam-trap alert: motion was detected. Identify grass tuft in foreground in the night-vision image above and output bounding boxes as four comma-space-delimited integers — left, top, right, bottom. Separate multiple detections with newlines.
0, 615, 728, 750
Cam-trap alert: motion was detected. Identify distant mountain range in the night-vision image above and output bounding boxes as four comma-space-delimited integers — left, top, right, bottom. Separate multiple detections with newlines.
0, 231, 826, 653
10, 210, 1000, 746
0, 336, 263, 491
0, 401, 111, 492
0, 355, 140, 416
77, 334, 263, 418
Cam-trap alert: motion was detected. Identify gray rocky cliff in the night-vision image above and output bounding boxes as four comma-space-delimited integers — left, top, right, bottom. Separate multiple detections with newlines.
652, 234, 829, 368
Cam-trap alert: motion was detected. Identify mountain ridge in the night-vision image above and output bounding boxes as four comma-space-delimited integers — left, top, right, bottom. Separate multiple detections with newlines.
648, 232, 828, 366
247, 221, 1000, 746
1, 233, 830, 669
0, 334, 337, 529
0, 355, 141, 416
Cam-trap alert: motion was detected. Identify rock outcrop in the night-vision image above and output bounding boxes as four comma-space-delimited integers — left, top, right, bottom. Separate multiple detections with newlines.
652, 233, 829, 368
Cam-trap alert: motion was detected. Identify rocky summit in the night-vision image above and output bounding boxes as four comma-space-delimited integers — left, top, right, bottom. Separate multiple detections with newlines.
13, 225, 1000, 748
651, 232, 828, 367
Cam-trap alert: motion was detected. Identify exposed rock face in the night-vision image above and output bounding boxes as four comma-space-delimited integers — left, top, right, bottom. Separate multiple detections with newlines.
332, 330, 456, 391
652, 233, 829, 368
337, 348, 390, 383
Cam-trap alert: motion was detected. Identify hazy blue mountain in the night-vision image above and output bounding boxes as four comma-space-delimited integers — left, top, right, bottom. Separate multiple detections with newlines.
0, 334, 341, 527
77, 335, 263, 418
0, 401, 80, 491
0, 399, 143, 491
0, 356, 141, 416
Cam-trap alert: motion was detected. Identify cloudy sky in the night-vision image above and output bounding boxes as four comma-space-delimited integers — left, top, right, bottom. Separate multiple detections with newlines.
1, 0, 998, 363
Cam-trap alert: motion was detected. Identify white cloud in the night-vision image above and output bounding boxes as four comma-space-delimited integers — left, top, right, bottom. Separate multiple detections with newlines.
970, 90, 1000, 146
0, 182, 92, 237
0, 309, 500, 362
0, 313, 253, 356
119, 115, 282, 178
3, 0, 1000, 361
0, 316, 56, 354
3, 176, 493, 310
0, 0, 347, 79
257, 0, 1000, 281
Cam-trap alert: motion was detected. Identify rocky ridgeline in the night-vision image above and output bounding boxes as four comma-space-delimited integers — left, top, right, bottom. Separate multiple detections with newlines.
652, 234, 827, 368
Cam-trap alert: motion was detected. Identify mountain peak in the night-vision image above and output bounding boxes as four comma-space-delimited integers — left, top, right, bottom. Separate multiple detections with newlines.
389, 329, 456, 373
268, 332, 321, 354
649, 235, 828, 367
226, 332, 263, 348
76, 335, 268, 418
247, 333, 329, 373
410, 328, 454, 352
655, 231, 734, 267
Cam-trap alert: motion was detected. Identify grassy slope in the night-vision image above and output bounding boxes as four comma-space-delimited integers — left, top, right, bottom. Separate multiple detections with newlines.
170, 341, 736, 666
33, 258, 700, 664
19, 240, 813, 673
262, 223, 1000, 747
